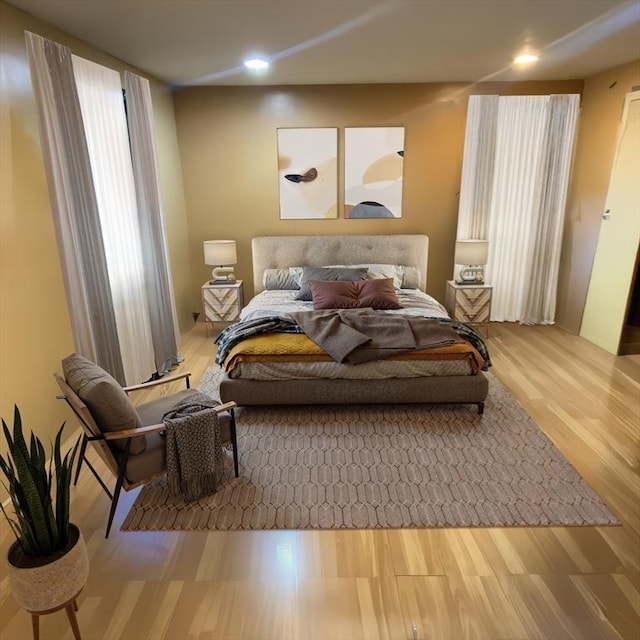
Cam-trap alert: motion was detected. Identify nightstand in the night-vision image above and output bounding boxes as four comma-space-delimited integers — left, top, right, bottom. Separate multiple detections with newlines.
201, 280, 244, 328
445, 280, 492, 337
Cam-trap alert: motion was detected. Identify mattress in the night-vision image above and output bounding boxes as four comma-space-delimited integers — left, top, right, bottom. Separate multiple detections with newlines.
218, 289, 486, 381
239, 288, 450, 322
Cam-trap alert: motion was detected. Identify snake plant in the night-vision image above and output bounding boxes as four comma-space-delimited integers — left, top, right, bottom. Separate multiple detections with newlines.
0, 406, 80, 559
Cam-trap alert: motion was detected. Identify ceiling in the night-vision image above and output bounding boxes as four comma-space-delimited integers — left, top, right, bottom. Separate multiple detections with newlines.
6, 0, 640, 87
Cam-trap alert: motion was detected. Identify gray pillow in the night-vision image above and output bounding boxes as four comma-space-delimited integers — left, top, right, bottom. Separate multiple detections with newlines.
294, 266, 368, 301
62, 353, 145, 454
263, 268, 299, 290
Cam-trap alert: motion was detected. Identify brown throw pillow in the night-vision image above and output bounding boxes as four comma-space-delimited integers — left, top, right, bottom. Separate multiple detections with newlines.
310, 278, 402, 310
358, 278, 403, 309
309, 280, 359, 309
62, 353, 145, 454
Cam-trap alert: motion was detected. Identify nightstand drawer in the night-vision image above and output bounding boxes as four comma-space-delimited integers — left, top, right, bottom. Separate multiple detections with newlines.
455, 288, 491, 323
456, 287, 487, 303
201, 281, 243, 323
445, 280, 492, 333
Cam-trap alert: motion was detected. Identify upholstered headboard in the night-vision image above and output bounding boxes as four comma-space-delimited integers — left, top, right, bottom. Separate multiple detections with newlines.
251, 235, 428, 293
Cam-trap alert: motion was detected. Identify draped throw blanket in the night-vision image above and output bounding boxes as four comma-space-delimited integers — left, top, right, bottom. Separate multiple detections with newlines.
216, 314, 491, 370
215, 316, 305, 364
289, 310, 464, 365
163, 392, 223, 502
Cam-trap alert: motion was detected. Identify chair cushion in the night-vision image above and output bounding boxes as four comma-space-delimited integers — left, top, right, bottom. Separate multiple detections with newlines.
136, 389, 199, 426
124, 431, 166, 484
62, 353, 145, 454
213, 411, 232, 445
122, 412, 233, 485
137, 390, 233, 443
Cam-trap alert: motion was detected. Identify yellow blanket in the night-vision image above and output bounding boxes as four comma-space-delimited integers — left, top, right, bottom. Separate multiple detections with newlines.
223, 333, 485, 373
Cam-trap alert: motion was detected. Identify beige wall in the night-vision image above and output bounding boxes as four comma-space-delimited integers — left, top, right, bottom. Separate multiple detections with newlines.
556, 59, 640, 333
0, 2, 191, 449
174, 80, 583, 308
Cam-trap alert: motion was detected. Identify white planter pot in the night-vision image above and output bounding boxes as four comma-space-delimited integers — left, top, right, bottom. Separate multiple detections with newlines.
7, 524, 89, 613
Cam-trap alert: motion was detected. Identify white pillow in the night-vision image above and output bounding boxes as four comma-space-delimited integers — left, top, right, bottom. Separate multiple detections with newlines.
289, 266, 303, 285
401, 266, 421, 289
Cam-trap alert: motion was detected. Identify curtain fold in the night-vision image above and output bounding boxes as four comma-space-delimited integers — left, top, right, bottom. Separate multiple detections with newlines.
25, 32, 125, 383
520, 94, 580, 324
124, 72, 182, 376
72, 56, 155, 383
487, 96, 549, 322
456, 95, 499, 240
456, 93, 580, 325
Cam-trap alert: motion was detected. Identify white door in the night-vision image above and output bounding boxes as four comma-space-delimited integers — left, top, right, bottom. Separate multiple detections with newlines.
581, 91, 640, 354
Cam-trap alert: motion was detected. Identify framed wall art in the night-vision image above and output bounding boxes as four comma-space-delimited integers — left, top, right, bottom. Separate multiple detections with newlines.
344, 126, 405, 219
277, 127, 338, 219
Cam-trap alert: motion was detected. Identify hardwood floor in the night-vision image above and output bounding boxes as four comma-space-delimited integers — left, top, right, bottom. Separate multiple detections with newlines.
1, 322, 638, 639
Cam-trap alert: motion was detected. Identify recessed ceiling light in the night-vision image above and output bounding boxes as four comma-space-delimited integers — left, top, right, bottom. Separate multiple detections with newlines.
514, 53, 539, 64
244, 58, 269, 71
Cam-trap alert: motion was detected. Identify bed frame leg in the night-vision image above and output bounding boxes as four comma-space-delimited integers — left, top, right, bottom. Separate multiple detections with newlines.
477, 402, 484, 415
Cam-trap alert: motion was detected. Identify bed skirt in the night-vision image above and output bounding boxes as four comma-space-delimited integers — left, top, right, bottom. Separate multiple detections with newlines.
220, 372, 489, 414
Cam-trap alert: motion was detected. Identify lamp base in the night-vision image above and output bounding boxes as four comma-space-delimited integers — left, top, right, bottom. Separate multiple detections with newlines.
457, 266, 485, 284
210, 266, 235, 284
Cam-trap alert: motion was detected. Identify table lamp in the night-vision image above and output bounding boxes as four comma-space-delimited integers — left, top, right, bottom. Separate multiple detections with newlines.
204, 240, 237, 284
454, 239, 489, 284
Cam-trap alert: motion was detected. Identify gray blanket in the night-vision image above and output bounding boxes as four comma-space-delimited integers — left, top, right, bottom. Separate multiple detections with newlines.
163, 391, 223, 501
289, 309, 465, 364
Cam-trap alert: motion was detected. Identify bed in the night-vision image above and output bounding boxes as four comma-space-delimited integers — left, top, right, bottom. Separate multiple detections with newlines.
216, 235, 489, 413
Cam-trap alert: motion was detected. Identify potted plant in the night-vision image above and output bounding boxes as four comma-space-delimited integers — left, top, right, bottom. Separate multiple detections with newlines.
0, 406, 89, 616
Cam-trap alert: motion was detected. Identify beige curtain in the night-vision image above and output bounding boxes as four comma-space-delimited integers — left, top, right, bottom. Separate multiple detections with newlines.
520, 95, 580, 324
456, 94, 580, 324
71, 55, 156, 384
124, 71, 182, 376
25, 31, 125, 382
456, 95, 499, 240
26, 32, 182, 383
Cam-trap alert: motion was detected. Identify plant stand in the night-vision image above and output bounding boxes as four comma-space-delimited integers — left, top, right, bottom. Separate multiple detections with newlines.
27, 589, 83, 640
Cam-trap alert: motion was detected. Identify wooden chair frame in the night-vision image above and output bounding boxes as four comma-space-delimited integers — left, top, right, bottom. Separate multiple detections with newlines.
54, 372, 238, 538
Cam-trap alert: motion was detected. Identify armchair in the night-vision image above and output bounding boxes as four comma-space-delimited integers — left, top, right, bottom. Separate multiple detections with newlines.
55, 353, 238, 538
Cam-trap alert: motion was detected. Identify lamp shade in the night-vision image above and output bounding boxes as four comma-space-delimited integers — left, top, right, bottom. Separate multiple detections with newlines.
203, 240, 237, 266
454, 239, 488, 265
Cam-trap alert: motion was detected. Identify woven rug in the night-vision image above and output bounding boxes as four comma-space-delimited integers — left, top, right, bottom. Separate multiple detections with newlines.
121, 368, 618, 531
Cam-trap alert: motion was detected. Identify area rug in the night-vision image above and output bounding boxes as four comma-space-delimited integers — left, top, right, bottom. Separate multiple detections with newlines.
121, 368, 618, 531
